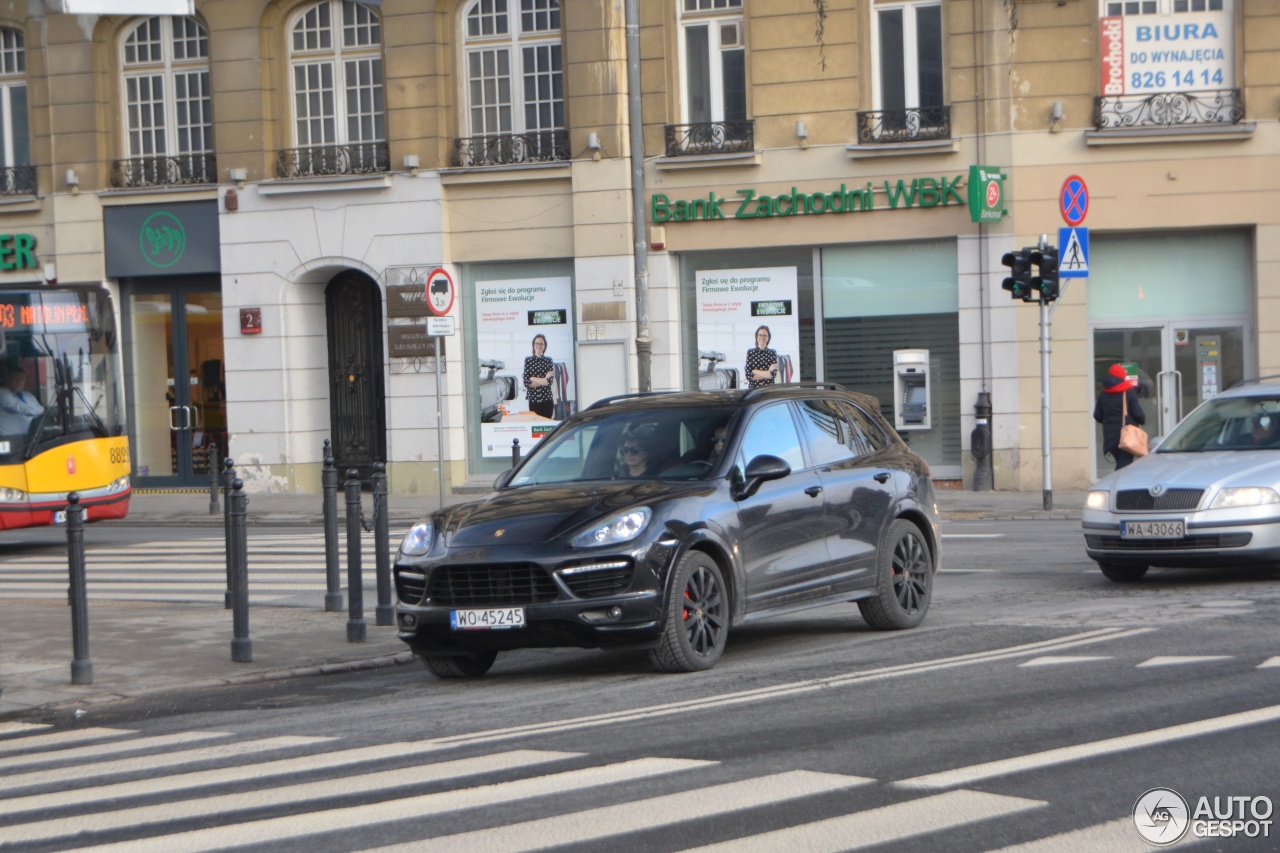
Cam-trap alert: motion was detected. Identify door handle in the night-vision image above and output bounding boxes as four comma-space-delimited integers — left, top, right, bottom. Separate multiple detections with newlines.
804, 486, 823, 497
168, 406, 182, 431
874, 472, 891, 484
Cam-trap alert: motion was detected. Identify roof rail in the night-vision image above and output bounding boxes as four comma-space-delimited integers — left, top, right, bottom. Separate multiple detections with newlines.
742, 381, 848, 401
583, 390, 681, 411
1227, 375, 1280, 389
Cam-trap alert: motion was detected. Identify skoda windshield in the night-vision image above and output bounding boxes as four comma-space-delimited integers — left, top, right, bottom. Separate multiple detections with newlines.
509, 405, 739, 486
1158, 395, 1280, 453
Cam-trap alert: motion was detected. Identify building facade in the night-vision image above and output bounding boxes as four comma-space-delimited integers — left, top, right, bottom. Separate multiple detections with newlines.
0, 0, 1275, 495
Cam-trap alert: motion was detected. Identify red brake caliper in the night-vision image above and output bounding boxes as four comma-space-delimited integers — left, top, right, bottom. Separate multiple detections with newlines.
683, 588, 691, 621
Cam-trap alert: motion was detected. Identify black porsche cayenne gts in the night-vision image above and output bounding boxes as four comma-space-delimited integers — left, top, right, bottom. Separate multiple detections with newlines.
394, 384, 940, 677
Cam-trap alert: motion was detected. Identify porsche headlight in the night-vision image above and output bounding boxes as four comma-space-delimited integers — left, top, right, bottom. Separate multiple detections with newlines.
1085, 490, 1109, 511
572, 508, 652, 548
0, 486, 28, 504
399, 521, 435, 557
1209, 487, 1280, 509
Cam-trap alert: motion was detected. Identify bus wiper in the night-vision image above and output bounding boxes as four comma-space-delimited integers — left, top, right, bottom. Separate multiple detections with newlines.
70, 384, 109, 437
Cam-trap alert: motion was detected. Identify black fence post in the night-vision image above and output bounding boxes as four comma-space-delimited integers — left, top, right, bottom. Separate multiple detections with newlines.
511, 437, 520, 468
222, 456, 236, 609
372, 462, 393, 626
208, 440, 221, 514
66, 493, 93, 685
344, 470, 366, 643
321, 440, 343, 612
229, 478, 252, 662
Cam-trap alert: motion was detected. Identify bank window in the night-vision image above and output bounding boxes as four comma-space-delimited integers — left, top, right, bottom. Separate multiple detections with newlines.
118, 17, 214, 186
457, 0, 565, 166
285, 0, 386, 175
0, 27, 29, 195
679, 1, 746, 127
873, 2, 943, 113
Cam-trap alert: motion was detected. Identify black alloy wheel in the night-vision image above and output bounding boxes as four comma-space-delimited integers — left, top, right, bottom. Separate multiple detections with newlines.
650, 551, 727, 672
859, 519, 933, 630
420, 650, 499, 678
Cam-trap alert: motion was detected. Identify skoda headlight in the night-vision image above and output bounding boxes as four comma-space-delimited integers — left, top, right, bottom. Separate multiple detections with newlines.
1085, 490, 1109, 511
1210, 487, 1280, 509
399, 521, 435, 557
0, 486, 28, 504
572, 508, 652, 548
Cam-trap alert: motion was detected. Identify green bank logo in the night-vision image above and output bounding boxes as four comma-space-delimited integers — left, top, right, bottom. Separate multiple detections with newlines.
140, 211, 187, 268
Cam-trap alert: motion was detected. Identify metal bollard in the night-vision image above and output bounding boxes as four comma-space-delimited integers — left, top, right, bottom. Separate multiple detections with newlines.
344, 469, 366, 643
222, 457, 236, 609
66, 493, 93, 685
511, 437, 520, 468
372, 462, 393, 626
208, 440, 220, 514
321, 440, 343, 612
229, 478, 253, 662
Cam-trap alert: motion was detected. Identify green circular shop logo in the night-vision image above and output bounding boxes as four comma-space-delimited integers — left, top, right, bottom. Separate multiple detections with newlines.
139, 211, 187, 269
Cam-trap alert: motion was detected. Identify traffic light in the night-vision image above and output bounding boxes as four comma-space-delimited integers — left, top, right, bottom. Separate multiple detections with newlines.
1001, 249, 1035, 302
1030, 245, 1060, 302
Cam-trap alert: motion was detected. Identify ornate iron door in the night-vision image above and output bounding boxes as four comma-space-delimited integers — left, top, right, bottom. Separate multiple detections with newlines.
326, 271, 386, 482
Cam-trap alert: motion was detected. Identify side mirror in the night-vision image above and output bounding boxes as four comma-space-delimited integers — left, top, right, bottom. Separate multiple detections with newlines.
493, 469, 514, 490
734, 454, 791, 500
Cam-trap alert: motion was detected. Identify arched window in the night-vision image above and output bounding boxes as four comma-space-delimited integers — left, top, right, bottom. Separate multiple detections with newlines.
0, 27, 33, 194
282, 0, 386, 177
455, 0, 566, 166
117, 16, 215, 187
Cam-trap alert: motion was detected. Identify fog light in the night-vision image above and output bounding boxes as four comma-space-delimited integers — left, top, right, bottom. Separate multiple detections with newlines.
399, 613, 417, 628
608, 606, 623, 620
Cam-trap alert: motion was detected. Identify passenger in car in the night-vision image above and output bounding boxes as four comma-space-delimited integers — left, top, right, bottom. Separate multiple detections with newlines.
1250, 413, 1280, 447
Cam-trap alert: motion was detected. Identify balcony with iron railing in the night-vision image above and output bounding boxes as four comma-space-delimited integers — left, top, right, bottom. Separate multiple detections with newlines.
855, 106, 951, 144
1, 165, 36, 196
663, 121, 755, 157
110, 154, 217, 188
450, 131, 570, 167
1093, 89, 1244, 130
276, 142, 390, 179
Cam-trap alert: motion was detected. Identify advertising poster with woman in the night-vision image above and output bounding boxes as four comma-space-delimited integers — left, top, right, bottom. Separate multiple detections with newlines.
476, 277, 575, 457
695, 267, 800, 391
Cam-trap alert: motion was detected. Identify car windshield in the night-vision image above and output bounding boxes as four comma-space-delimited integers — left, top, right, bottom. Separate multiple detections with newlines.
509, 405, 739, 486
1158, 394, 1280, 452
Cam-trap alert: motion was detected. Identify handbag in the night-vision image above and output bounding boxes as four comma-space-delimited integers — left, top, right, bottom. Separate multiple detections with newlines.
1118, 391, 1148, 458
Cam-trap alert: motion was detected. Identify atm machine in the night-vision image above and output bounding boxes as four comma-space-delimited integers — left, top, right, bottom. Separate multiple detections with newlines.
893, 349, 930, 431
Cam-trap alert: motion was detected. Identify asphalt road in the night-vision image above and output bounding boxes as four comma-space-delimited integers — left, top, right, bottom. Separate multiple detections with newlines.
3, 519, 1279, 851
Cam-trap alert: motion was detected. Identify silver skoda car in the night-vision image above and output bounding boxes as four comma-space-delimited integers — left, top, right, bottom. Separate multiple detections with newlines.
1082, 378, 1280, 582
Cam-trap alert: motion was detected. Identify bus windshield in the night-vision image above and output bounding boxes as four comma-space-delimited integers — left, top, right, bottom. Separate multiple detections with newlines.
0, 289, 125, 462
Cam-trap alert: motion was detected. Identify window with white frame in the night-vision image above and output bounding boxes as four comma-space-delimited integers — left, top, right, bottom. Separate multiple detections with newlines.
286, 0, 386, 175
458, 0, 565, 165
872, 2, 943, 115
119, 16, 214, 186
0, 27, 30, 194
1104, 0, 1222, 13
678, 0, 746, 129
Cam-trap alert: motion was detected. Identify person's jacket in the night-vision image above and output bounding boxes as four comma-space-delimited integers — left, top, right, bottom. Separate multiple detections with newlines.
1093, 375, 1146, 454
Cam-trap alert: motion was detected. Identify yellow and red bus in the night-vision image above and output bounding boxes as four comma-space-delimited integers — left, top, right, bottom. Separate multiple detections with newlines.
0, 287, 131, 530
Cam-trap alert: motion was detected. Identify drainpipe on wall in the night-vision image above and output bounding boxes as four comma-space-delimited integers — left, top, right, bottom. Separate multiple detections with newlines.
626, 0, 651, 392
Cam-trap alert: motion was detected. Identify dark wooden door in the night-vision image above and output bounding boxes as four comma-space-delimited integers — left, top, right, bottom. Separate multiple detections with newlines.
326, 271, 386, 482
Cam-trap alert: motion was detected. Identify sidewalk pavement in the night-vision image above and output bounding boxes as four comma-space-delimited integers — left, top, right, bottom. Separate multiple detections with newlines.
0, 486, 1085, 720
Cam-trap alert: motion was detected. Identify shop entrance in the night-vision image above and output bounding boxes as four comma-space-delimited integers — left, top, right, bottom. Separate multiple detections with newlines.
125, 281, 226, 487
1092, 323, 1248, 475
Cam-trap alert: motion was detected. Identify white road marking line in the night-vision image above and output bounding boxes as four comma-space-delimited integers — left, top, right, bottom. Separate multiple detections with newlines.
0, 582, 323, 591
896, 704, 1280, 790
1259, 657, 1280, 669
0, 736, 329, 797
679, 789, 1045, 853
941, 533, 1006, 539
4, 751, 578, 845
0, 592, 296, 603
1, 573, 330, 581
79, 757, 711, 853
1136, 656, 1233, 667
0, 727, 134, 759
0, 740, 447, 816
937, 569, 998, 573
0, 722, 50, 737
0, 731, 231, 771
370, 770, 874, 853
1019, 656, 1114, 667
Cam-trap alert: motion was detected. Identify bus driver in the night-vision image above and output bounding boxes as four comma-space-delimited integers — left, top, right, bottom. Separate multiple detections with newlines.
0, 367, 44, 436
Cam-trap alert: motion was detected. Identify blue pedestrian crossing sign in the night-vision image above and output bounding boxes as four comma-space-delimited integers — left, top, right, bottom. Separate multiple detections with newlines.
1059, 227, 1089, 278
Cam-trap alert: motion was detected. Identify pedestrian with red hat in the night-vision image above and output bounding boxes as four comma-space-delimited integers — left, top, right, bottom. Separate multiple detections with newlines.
1094, 363, 1146, 470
